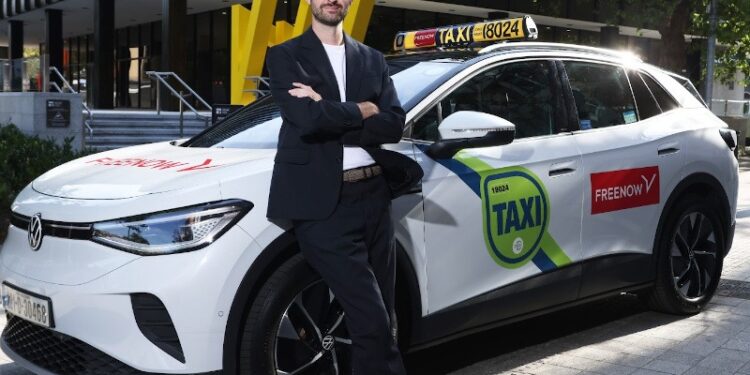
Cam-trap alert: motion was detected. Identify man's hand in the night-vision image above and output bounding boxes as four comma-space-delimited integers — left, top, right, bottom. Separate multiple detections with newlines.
357, 101, 380, 120
289, 82, 322, 102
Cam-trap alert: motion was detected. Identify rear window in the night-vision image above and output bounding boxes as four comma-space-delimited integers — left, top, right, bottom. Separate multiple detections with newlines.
640, 73, 680, 112
564, 61, 638, 129
627, 70, 661, 120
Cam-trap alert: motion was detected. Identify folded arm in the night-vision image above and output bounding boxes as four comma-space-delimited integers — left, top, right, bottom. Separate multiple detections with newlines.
341, 55, 406, 146
266, 45, 364, 138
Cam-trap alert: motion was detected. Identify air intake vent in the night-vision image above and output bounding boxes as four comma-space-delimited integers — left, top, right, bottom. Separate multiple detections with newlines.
131, 293, 185, 363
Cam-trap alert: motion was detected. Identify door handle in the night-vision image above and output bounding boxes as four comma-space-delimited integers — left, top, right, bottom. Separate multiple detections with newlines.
657, 142, 680, 156
549, 161, 578, 177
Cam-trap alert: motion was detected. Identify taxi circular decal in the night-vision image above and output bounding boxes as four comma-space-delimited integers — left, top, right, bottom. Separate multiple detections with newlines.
481, 168, 549, 268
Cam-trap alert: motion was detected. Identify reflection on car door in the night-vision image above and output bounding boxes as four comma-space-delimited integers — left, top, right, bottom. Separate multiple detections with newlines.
409, 60, 584, 341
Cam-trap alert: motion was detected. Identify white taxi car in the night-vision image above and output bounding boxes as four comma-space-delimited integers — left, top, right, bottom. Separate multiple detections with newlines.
0, 17, 739, 375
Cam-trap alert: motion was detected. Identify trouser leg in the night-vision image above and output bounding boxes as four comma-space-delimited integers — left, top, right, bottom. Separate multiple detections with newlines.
294, 176, 406, 375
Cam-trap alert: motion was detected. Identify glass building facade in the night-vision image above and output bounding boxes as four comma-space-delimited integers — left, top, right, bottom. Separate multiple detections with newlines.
4, 0, 674, 109
62, 7, 231, 109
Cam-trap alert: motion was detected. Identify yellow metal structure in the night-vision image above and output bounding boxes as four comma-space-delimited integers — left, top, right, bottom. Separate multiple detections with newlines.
231, 0, 375, 105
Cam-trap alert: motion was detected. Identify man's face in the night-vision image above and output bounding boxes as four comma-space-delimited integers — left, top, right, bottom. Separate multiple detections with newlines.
308, 0, 352, 27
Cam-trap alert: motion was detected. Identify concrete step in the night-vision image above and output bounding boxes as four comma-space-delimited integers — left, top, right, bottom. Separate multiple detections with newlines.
88, 127, 204, 136
84, 110, 213, 150
85, 135, 184, 145
91, 119, 210, 128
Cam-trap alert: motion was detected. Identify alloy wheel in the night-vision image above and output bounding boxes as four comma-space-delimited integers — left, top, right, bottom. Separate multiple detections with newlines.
274, 280, 351, 375
669, 211, 719, 300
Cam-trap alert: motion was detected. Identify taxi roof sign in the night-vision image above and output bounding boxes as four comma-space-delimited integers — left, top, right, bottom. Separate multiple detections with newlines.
393, 16, 538, 52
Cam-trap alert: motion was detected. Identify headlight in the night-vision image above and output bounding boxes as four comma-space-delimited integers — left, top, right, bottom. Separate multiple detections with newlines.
91, 199, 253, 255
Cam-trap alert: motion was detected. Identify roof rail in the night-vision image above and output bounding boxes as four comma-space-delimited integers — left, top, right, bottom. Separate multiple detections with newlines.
478, 42, 642, 62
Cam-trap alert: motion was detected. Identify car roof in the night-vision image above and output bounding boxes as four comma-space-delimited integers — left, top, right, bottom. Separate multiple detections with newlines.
385, 41, 643, 73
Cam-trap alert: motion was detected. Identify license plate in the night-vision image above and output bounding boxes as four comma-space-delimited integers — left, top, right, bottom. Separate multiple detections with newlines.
2, 282, 53, 328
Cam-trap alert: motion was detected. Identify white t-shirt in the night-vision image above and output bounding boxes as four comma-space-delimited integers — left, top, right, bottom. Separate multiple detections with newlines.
322, 42, 376, 171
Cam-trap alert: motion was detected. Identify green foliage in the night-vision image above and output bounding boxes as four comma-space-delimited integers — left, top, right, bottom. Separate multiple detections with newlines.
0, 124, 94, 241
693, 0, 750, 85
612, 0, 750, 85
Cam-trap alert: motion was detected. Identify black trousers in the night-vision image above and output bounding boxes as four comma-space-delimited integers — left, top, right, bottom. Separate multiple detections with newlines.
294, 173, 407, 375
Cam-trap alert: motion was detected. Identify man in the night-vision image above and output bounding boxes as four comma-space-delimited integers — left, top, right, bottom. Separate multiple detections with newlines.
265, 0, 415, 374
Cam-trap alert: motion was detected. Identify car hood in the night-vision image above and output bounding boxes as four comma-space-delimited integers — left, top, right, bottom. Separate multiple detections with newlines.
32, 141, 277, 199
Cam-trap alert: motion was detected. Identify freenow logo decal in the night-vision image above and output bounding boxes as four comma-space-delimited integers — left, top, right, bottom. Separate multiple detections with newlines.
84, 157, 222, 172
591, 166, 659, 214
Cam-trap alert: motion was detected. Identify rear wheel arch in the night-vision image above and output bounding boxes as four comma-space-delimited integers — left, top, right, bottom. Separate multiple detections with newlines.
221, 230, 423, 372
653, 172, 731, 268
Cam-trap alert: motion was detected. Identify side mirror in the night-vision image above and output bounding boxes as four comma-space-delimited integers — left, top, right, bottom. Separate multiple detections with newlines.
427, 111, 516, 159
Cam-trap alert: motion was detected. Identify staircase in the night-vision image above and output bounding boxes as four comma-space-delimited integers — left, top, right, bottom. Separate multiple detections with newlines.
85, 110, 212, 152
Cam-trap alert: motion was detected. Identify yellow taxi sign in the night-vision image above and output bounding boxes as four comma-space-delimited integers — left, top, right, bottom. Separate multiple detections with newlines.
393, 16, 538, 52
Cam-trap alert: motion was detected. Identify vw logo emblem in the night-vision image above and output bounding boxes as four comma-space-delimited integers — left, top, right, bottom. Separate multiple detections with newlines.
321, 335, 335, 351
28, 213, 43, 251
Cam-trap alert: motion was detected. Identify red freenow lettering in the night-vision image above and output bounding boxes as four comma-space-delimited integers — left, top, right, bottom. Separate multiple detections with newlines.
590, 166, 659, 214
414, 29, 437, 47
84, 156, 222, 172
176, 158, 220, 172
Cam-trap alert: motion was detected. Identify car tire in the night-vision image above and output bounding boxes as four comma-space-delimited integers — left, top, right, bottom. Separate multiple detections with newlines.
645, 194, 725, 315
238, 253, 353, 375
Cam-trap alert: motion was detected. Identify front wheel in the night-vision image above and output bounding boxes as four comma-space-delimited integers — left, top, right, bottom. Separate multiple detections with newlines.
238, 254, 353, 375
645, 195, 725, 314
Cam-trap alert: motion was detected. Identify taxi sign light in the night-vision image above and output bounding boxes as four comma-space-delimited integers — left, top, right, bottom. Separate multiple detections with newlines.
393, 16, 538, 52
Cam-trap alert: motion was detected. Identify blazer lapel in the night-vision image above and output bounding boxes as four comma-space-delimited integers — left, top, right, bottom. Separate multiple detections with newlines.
344, 33, 363, 101
299, 28, 341, 101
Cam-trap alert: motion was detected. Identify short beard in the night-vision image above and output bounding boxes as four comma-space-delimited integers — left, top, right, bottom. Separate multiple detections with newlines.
311, 3, 348, 26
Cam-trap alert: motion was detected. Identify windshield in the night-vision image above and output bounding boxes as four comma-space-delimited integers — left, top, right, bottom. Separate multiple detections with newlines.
183, 61, 459, 149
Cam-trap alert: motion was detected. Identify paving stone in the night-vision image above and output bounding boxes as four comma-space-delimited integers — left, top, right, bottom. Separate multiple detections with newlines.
628, 369, 672, 375
694, 348, 750, 372
681, 367, 736, 375
709, 296, 745, 307
737, 360, 750, 374
642, 359, 692, 375
654, 350, 704, 367
730, 301, 750, 317
673, 335, 729, 356
527, 363, 581, 375
722, 338, 750, 352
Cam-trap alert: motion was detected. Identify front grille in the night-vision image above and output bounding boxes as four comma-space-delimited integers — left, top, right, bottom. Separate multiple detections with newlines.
3, 314, 169, 374
9, 212, 92, 240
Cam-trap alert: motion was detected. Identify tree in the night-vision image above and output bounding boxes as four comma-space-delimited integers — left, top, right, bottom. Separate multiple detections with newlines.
613, 0, 750, 85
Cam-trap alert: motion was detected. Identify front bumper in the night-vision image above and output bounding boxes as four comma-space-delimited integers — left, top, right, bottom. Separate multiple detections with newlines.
0, 223, 263, 374
1, 314, 220, 375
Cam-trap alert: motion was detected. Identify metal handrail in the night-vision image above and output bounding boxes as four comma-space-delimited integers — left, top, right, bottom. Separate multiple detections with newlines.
711, 98, 750, 118
49, 66, 94, 143
146, 71, 212, 119
243, 76, 270, 98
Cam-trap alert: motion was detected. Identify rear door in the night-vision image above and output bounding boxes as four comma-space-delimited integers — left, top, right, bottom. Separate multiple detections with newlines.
562, 60, 686, 296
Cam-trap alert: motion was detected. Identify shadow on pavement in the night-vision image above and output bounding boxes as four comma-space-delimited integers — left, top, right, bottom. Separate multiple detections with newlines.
0, 362, 31, 374
404, 294, 682, 375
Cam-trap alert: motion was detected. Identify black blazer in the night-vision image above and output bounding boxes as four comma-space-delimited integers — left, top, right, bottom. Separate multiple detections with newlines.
266, 28, 421, 220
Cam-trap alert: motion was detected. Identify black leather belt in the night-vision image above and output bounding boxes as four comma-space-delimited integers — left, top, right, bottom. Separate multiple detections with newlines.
343, 164, 382, 182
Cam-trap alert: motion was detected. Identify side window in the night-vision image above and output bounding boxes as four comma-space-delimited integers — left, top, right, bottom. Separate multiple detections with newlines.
627, 69, 662, 120
411, 60, 559, 141
564, 61, 637, 129
640, 73, 680, 112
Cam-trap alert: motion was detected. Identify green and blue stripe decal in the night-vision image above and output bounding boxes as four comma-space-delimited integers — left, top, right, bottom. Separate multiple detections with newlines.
419, 145, 571, 272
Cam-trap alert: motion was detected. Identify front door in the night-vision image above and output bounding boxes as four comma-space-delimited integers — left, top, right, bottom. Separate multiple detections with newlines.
410, 59, 584, 320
